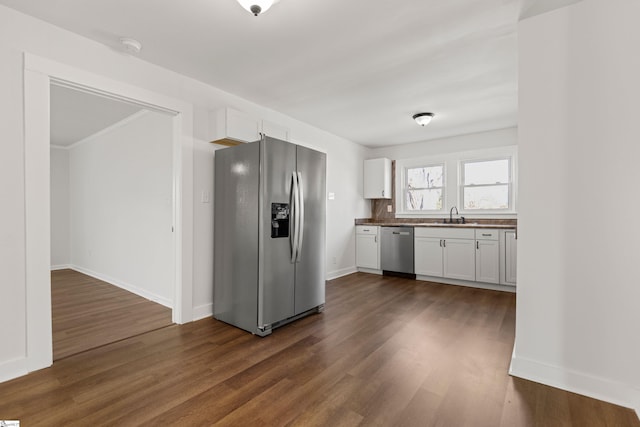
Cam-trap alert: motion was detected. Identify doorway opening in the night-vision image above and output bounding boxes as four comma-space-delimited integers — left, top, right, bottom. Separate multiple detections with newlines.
49, 82, 176, 360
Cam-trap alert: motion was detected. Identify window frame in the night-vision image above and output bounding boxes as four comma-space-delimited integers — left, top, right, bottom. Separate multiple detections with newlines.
395, 146, 517, 219
404, 162, 446, 213
459, 157, 513, 213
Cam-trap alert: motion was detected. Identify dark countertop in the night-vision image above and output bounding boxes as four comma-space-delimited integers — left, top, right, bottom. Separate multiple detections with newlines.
355, 221, 516, 230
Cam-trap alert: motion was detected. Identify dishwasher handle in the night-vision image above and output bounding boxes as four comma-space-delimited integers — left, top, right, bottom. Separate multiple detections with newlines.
392, 231, 411, 235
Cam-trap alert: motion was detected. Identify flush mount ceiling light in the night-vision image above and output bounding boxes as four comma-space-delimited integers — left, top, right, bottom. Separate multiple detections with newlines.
413, 112, 435, 126
120, 37, 142, 55
236, 0, 279, 16
237, 0, 275, 16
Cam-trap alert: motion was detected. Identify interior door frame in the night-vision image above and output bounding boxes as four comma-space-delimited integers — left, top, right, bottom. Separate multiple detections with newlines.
23, 53, 194, 373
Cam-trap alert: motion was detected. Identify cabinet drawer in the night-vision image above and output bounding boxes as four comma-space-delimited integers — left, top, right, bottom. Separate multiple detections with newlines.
356, 225, 379, 235
414, 227, 475, 239
475, 230, 499, 240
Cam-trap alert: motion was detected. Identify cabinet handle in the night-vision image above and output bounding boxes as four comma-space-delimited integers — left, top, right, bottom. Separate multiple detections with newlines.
374, 236, 377, 243
482, 233, 491, 237
381, 190, 385, 197
476, 241, 479, 250
439, 239, 442, 247
443, 240, 446, 248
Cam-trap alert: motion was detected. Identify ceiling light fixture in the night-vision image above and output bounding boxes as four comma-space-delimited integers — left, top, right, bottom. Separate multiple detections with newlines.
236, 0, 278, 16
413, 112, 435, 126
120, 37, 142, 55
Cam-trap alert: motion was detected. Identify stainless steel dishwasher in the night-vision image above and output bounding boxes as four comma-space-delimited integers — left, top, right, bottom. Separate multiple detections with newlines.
381, 226, 414, 274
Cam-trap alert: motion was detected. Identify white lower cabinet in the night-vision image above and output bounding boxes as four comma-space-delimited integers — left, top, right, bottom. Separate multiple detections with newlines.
356, 226, 380, 270
504, 230, 517, 285
443, 238, 476, 281
475, 230, 500, 284
414, 237, 444, 277
415, 228, 475, 281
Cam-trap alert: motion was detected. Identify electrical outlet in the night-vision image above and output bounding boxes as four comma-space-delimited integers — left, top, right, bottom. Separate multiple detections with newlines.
387, 204, 393, 213
332, 256, 337, 265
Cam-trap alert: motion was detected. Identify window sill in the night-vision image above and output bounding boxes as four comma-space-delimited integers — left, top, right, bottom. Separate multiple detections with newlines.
396, 212, 518, 219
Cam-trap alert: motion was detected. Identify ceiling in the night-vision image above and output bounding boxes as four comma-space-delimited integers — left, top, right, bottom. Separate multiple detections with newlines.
2, 0, 578, 148
50, 85, 142, 147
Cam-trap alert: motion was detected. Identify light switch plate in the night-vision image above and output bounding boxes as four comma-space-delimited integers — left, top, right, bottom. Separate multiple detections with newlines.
387, 204, 393, 212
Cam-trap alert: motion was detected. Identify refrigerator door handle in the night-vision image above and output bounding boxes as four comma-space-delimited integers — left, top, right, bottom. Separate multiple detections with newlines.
290, 171, 299, 263
296, 171, 305, 262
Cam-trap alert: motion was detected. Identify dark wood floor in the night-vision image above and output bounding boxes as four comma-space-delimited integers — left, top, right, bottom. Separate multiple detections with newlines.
2, 272, 637, 426
51, 269, 173, 360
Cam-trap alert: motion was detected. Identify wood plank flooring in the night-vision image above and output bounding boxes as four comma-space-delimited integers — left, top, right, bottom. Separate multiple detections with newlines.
51, 269, 173, 360
2, 272, 637, 426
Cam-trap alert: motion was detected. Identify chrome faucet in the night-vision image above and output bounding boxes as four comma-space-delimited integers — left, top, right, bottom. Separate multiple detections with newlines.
449, 206, 458, 224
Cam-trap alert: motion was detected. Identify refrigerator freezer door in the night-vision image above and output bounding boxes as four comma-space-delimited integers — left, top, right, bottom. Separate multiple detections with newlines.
294, 145, 326, 314
213, 142, 260, 333
259, 137, 296, 328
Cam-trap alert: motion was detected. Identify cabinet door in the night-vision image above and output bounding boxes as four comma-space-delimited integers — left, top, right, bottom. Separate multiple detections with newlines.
505, 231, 517, 284
222, 108, 260, 143
443, 239, 476, 281
356, 234, 379, 269
476, 240, 500, 284
414, 237, 443, 277
363, 158, 391, 199
262, 120, 289, 141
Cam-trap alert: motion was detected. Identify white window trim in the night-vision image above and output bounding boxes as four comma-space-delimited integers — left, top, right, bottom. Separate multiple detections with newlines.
404, 162, 446, 213
459, 156, 514, 214
395, 146, 518, 219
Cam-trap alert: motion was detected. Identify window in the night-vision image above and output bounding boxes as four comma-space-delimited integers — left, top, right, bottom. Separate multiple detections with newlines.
461, 158, 511, 210
395, 146, 517, 217
405, 164, 444, 211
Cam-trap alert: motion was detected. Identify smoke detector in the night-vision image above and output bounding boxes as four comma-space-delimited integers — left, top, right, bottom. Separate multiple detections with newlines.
120, 38, 142, 55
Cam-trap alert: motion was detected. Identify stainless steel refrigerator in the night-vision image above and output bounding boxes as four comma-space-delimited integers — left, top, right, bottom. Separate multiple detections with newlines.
213, 135, 326, 336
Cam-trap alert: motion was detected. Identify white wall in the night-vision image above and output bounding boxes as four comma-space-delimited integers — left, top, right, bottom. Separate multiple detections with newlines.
514, 0, 640, 413
0, 46, 27, 382
191, 112, 222, 318
369, 127, 517, 160
50, 147, 70, 268
0, 4, 370, 381
68, 111, 174, 306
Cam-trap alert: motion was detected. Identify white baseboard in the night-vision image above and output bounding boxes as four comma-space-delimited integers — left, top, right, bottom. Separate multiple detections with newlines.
357, 267, 383, 275
69, 265, 173, 308
192, 303, 213, 321
50, 264, 71, 271
326, 266, 357, 281
510, 354, 640, 415
0, 357, 28, 384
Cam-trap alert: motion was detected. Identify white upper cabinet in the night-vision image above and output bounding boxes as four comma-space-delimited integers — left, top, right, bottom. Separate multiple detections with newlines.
210, 107, 260, 145
262, 119, 290, 142
210, 108, 290, 145
364, 158, 392, 199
